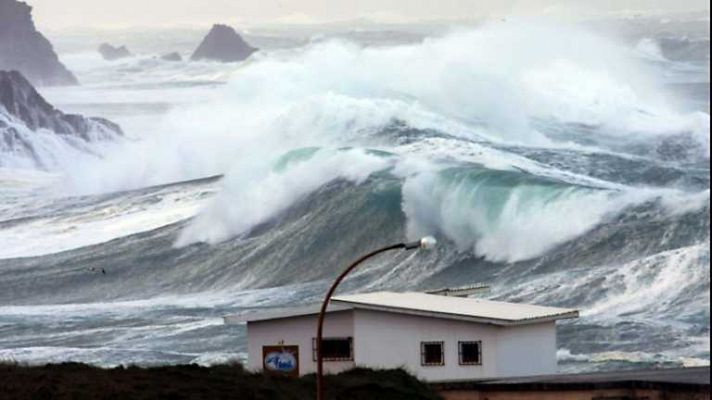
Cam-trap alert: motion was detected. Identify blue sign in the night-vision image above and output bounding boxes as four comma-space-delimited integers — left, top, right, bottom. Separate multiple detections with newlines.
264, 350, 297, 373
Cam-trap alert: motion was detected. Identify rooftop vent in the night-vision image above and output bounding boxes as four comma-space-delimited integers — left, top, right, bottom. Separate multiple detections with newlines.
426, 284, 490, 298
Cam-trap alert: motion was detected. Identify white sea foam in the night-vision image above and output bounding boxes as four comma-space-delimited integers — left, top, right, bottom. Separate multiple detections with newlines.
164, 23, 707, 251
54, 51, 237, 88
176, 148, 391, 245
400, 173, 702, 262
582, 242, 710, 320
0, 346, 191, 367
635, 37, 668, 62
557, 348, 711, 367
13, 22, 710, 262
0, 179, 218, 259
2, 21, 707, 268
190, 352, 247, 366
65, 22, 708, 189
491, 241, 710, 323
557, 348, 591, 362
0, 281, 314, 317
0, 111, 121, 171
0, 346, 245, 367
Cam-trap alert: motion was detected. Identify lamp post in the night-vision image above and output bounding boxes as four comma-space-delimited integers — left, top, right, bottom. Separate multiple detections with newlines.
315, 236, 437, 400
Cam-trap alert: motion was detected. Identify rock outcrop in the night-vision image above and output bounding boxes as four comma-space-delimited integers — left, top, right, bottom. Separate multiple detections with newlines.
0, 71, 121, 139
0, 0, 78, 86
98, 43, 132, 61
0, 70, 122, 168
190, 24, 257, 62
160, 52, 183, 62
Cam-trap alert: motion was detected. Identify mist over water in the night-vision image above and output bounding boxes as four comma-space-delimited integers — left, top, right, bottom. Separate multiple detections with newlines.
59, 22, 708, 190
0, 18, 709, 371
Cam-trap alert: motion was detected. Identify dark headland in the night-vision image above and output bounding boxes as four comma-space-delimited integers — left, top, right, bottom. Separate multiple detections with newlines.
0, 70, 123, 168
0, 0, 78, 86
0, 70, 122, 140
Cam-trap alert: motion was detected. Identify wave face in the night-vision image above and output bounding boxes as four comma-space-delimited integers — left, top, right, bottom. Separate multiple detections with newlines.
0, 20, 709, 371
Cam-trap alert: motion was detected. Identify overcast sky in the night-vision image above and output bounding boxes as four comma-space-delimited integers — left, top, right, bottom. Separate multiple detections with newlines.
26, 0, 710, 30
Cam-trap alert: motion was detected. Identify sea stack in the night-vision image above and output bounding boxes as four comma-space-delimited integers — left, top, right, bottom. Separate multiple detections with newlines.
98, 43, 132, 61
0, 0, 78, 86
190, 24, 257, 62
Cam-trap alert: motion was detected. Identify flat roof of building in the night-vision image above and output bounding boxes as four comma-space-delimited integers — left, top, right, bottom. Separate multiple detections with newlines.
223, 304, 351, 324
225, 291, 578, 326
331, 291, 578, 326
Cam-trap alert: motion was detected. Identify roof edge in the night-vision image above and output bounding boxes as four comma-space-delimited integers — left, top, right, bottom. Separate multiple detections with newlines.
224, 294, 580, 325
224, 304, 353, 324
332, 300, 579, 326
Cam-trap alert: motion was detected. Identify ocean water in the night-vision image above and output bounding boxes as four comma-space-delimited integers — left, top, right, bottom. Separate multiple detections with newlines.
0, 17, 709, 373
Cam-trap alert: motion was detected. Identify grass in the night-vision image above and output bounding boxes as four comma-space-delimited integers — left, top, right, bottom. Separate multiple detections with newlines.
0, 362, 442, 400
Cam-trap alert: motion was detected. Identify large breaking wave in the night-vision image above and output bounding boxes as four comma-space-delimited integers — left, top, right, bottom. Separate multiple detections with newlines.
58, 23, 709, 253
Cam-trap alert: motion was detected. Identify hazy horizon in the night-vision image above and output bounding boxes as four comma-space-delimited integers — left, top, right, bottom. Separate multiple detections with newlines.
24, 0, 711, 31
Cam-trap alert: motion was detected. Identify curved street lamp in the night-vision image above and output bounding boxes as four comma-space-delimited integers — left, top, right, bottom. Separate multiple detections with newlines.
315, 236, 437, 400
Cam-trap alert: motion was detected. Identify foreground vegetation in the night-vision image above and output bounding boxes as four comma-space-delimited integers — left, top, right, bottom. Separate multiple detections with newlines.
0, 362, 442, 400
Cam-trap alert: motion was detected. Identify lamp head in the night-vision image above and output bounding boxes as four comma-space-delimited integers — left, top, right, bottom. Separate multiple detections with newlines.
404, 236, 437, 250
420, 236, 437, 250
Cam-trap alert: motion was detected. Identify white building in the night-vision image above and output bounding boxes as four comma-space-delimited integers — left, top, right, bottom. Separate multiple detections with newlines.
225, 291, 578, 382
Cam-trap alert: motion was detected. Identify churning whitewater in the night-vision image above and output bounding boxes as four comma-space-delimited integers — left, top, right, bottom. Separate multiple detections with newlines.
0, 20, 709, 371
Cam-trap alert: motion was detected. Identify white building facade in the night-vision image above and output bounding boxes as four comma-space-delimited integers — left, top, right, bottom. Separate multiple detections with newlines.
226, 291, 578, 382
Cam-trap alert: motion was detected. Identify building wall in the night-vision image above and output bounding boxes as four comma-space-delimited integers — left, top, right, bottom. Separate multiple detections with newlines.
246, 309, 559, 381
246, 310, 355, 375
495, 321, 557, 377
352, 309, 502, 382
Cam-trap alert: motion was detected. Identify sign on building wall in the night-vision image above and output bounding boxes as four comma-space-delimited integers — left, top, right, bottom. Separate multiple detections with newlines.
262, 345, 299, 378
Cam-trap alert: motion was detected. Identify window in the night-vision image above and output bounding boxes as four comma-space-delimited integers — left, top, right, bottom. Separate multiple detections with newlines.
312, 337, 353, 361
458, 341, 482, 365
420, 341, 444, 366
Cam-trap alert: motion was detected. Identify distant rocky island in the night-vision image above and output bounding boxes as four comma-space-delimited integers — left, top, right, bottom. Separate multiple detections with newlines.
160, 52, 183, 62
191, 24, 257, 62
98, 43, 132, 61
0, 0, 78, 86
0, 70, 122, 168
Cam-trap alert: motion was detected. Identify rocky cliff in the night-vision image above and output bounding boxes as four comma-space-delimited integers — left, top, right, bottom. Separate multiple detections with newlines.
190, 24, 257, 62
0, 0, 79, 86
0, 71, 122, 168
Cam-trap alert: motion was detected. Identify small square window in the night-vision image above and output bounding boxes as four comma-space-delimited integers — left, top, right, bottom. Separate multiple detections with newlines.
312, 337, 353, 361
459, 341, 482, 365
421, 341, 444, 366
